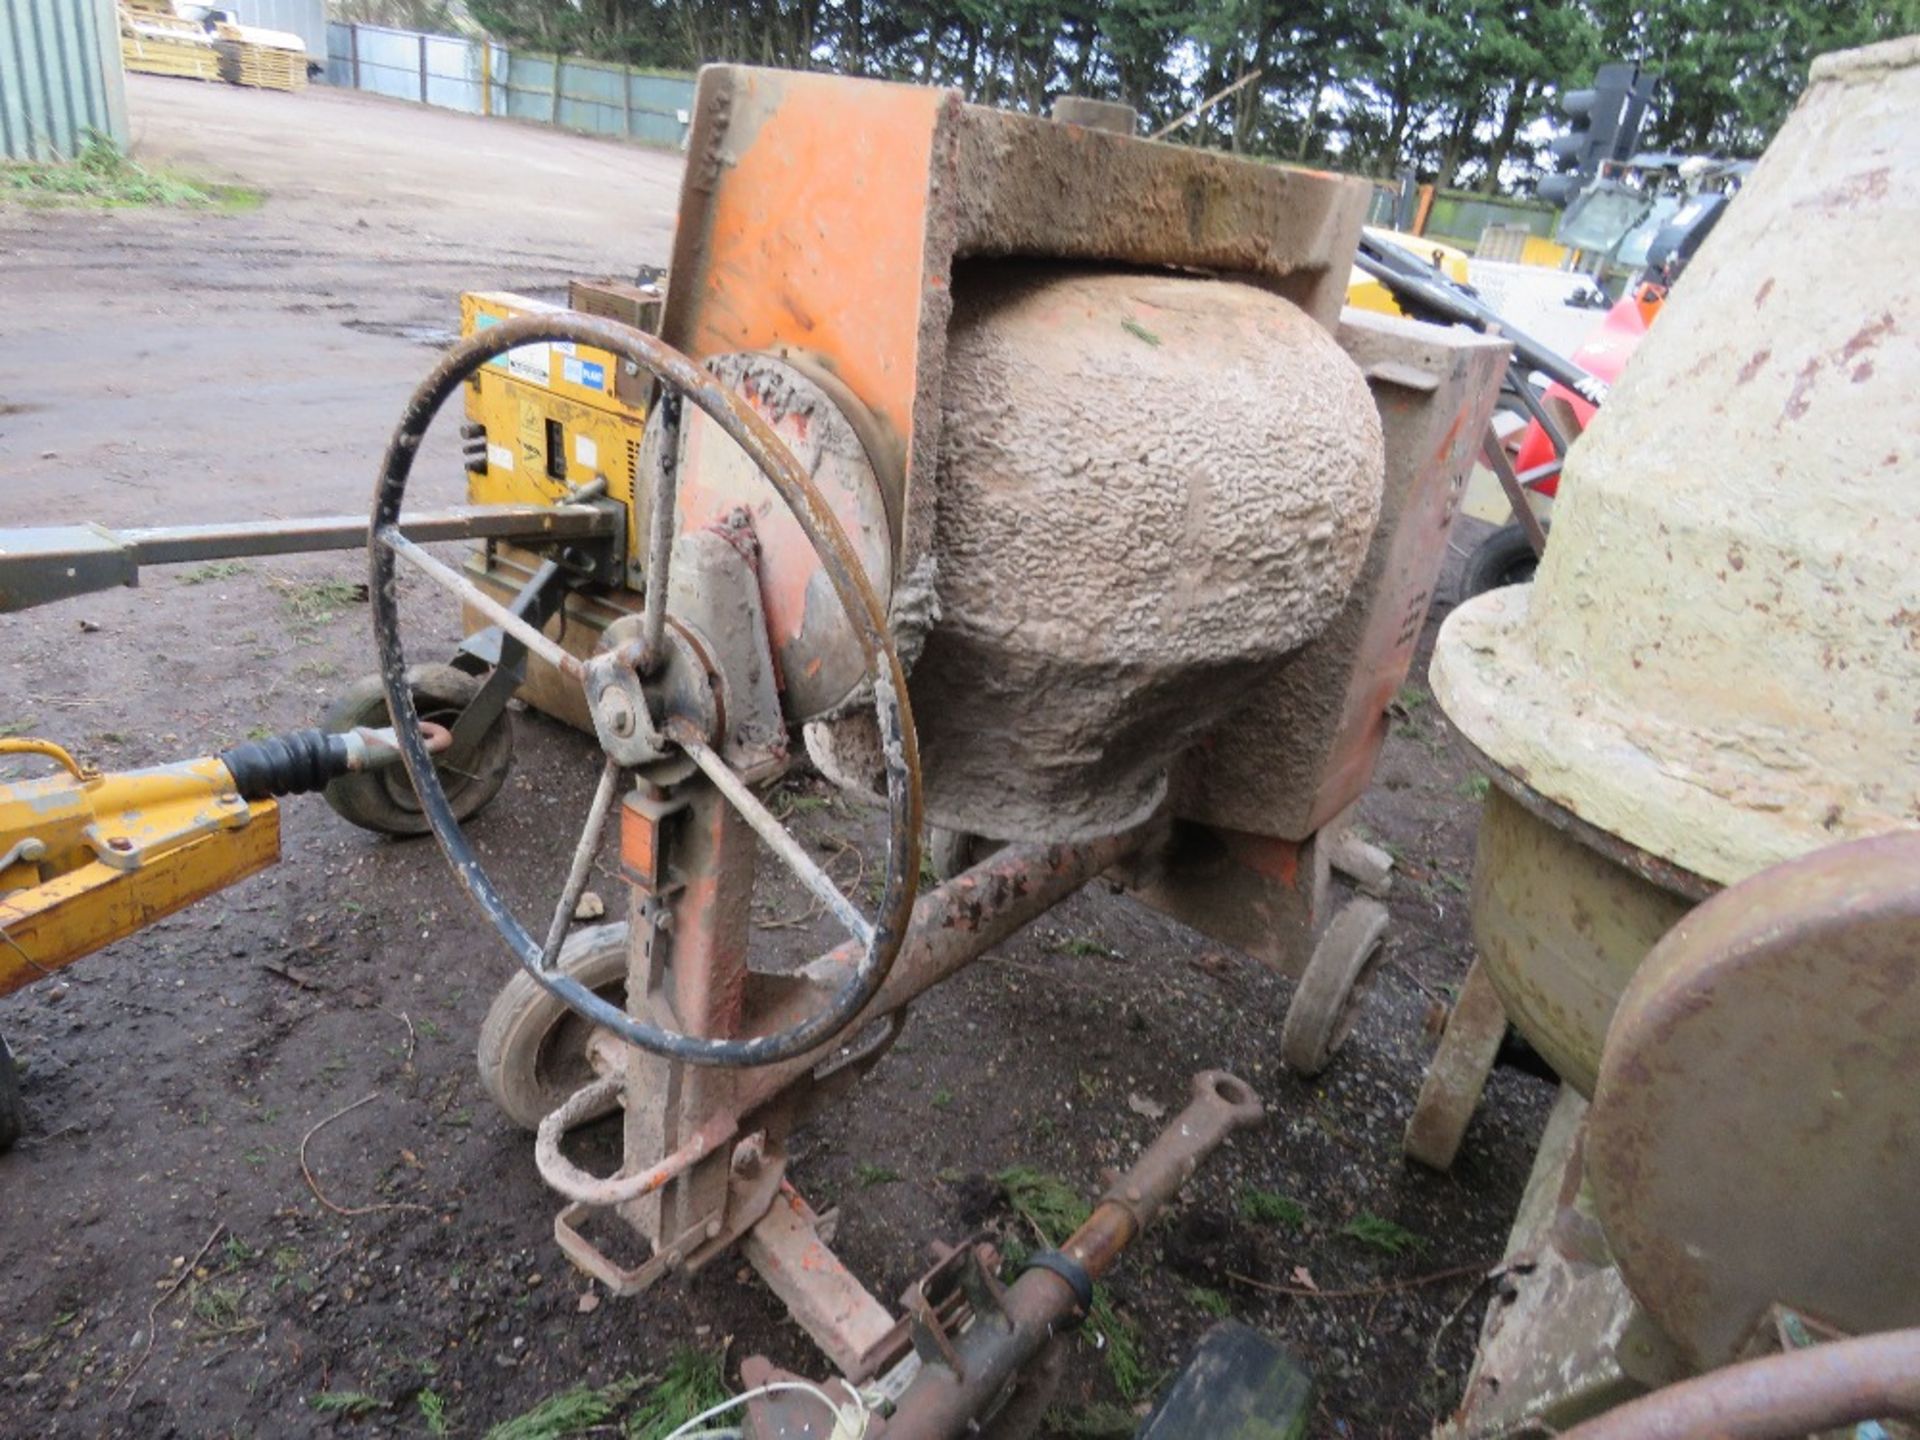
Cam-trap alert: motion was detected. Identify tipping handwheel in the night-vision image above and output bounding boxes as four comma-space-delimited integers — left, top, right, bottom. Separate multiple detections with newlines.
368, 312, 921, 1070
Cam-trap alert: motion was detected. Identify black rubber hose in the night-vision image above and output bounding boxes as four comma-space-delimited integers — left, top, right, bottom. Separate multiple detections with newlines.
220, 729, 353, 799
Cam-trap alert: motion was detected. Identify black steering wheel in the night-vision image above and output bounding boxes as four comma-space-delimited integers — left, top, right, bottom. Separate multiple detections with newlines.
368, 312, 922, 1068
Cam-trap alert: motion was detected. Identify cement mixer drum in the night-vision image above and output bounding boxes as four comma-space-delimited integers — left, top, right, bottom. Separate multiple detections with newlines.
890, 265, 1386, 841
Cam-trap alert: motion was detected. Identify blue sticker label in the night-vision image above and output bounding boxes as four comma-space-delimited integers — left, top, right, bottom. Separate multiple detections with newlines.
563, 357, 607, 392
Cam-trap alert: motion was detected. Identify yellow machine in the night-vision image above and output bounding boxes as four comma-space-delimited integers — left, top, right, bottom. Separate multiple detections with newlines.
1346, 226, 1472, 315
459, 287, 653, 540
0, 739, 280, 1000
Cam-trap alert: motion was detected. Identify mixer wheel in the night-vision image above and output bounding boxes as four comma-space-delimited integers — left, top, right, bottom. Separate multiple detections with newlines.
1460, 522, 1543, 599
321, 664, 514, 837
478, 923, 628, 1131
928, 826, 1002, 882
1280, 899, 1390, 1076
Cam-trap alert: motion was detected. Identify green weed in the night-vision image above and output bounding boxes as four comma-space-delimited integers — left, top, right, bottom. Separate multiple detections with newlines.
309, 1389, 385, 1419
1341, 1211, 1425, 1255
271, 576, 365, 627
485, 1375, 644, 1440
418, 1389, 450, 1436
1054, 936, 1113, 960
1240, 1187, 1307, 1228
1121, 317, 1162, 347
1041, 1402, 1138, 1437
182, 560, 249, 585
1460, 774, 1491, 801
0, 133, 254, 208
1186, 1285, 1232, 1318
624, 1349, 731, 1439
853, 1161, 902, 1189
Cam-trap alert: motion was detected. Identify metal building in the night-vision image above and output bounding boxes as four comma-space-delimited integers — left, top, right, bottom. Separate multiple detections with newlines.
0, 0, 128, 161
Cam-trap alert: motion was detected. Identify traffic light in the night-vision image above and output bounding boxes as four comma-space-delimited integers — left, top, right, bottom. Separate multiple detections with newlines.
1538, 62, 1658, 204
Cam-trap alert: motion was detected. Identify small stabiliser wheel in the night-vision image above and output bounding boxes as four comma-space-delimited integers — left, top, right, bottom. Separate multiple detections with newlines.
0, 1034, 25, 1153
1281, 898, 1391, 1076
479, 924, 627, 1131
928, 826, 997, 882
320, 664, 513, 836
1460, 522, 1544, 599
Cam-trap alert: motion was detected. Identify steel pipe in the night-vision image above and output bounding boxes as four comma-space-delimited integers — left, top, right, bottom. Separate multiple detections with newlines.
1557, 1329, 1920, 1440
881, 1070, 1265, 1437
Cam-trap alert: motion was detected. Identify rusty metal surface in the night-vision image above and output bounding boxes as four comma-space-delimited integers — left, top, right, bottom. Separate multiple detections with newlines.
1120, 819, 1326, 980
666, 353, 896, 721
1555, 1327, 1920, 1440
879, 1072, 1264, 1437
1588, 829, 1920, 1370
1169, 307, 1510, 842
661, 64, 1371, 617
1469, 785, 1695, 1096
742, 1183, 899, 1379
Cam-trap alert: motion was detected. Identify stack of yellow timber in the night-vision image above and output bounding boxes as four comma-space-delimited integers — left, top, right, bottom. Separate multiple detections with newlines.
119, 8, 220, 82
212, 22, 308, 92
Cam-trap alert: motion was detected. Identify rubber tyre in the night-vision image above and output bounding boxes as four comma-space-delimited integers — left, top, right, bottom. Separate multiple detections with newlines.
478, 923, 628, 1131
1281, 899, 1391, 1076
1460, 522, 1543, 600
0, 1035, 24, 1154
320, 664, 513, 837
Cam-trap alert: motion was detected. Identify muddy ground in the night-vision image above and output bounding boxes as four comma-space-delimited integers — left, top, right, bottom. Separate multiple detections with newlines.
0, 76, 1549, 1439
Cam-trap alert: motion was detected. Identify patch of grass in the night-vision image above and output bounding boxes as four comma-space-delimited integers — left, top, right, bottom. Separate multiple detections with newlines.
774, 790, 831, 819
221, 1235, 257, 1267
272, 575, 366, 628
919, 850, 942, 887
0, 718, 36, 739
181, 560, 249, 585
1390, 684, 1430, 718
1240, 1186, 1307, 1229
853, 1161, 902, 1189
1, 133, 251, 209
309, 1389, 385, 1419
1090, 1291, 1149, 1400
486, 1375, 644, 1440
189, 1283, 260, 1339
1459, 774, 1491, 801
1120, 316, 1162, 347
998, 1166, 1091, 1240
1053, 936, 1114, 960
1186, 1284, 1231, 1318
1041, 1401, 1138, 1438
418, 1389, 450, 1436
932, 1087, 954, 1110
624, 1349, 731, 1440
1341, 1211, 1425, 1256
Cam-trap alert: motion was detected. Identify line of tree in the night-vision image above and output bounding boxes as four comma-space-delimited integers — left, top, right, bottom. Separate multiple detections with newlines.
363, 0, 1917, 193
